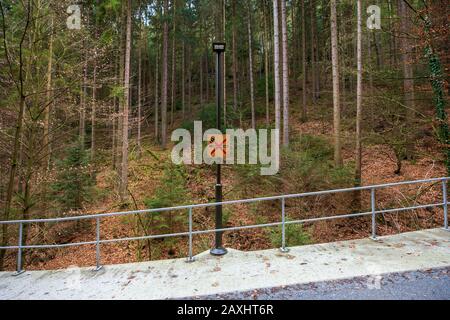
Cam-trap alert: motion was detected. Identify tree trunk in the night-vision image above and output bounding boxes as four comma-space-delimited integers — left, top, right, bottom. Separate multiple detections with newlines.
399, 0, 415, 158
137, 24, 142, 156
80, 48, 88, 148
301, 0, 307, 121
112, 98, 116, 169
281, 0, 289, 146
387, 0, 395, 66
115, 3, 126, 176
20, 147, 33, 271
310, 0, 317, 103
336, 5, 347, 107
247, 3, 256, 129
263, 2, 270, 126
91, 37, 97, 161
272, 0, 281, 133
187, 45, 192, 113
170, 0, 177, 127
367, 29, 374, 125
182, 41, 185, 119
161, 0, 169, 149
43, 15, 53, 169
330, 0, 342, 167
291, 0, 297, 74
154, 45, 159, 140
206, 50, 209, 103
354, 0, 363, 206
223, 0, 227, 126
315, 12, 320, 99
374, 0, 384, 68
232, 0, 238, 112
199, 18, 204, 109
339, 5, 346, 106
200, 52, 204, 108
372, 31, 381, 69
120, 0, 132, 202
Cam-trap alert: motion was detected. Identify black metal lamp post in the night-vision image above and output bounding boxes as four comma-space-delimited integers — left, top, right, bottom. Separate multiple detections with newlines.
211, 42, 227, 256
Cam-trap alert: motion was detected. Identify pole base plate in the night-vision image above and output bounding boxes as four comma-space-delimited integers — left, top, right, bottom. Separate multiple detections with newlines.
94, 265, 103, 272
210, 247, 228, 256
12, 270, 25, 277
186, 257, 196, 263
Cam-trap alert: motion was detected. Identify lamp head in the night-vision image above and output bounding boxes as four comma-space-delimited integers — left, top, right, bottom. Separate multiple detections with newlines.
212, 42, 226, 53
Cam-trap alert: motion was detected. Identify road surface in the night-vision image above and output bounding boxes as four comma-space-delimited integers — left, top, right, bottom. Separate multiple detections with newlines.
195, 267, 450, 300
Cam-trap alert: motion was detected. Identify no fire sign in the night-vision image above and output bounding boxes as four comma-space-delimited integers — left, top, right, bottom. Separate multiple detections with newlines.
207, 134, 228, 160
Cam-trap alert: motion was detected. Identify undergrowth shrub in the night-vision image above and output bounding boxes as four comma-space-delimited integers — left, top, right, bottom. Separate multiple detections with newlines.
134, 164, 190, 261
269, 223, 311, 248
143, 164, 189, 233
281, 134, 354, 192
51, 140, 95, 211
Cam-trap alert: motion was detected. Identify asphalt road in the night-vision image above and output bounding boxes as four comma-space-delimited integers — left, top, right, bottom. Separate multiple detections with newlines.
195, 267, 450, 300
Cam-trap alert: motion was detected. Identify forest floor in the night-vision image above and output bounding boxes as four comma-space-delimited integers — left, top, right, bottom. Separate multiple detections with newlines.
3, 92, 447, 271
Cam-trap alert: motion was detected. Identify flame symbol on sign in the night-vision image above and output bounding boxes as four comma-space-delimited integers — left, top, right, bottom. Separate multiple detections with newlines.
209, 135, 227, 158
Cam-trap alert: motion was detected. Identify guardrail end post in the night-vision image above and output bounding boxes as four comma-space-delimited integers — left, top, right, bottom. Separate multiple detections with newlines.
442, 180, 448, 231
370, 188, 377, 240
95, 217, 102, 271
187, 208, 195, 263
14, 222, 25, 276
279, 198, 290, 253
94, 265, 103, 272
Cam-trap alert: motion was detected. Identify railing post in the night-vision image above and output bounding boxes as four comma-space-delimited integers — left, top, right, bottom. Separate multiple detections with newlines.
443, 180, 448, 231
280, 197, 289, 253
370, 188, 377, 240
187, 208, 195, 262
14, 222, 25, 276
95, 217, 102, 271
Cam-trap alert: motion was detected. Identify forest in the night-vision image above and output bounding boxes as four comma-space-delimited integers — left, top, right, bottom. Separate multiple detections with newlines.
0, 0, 448, 271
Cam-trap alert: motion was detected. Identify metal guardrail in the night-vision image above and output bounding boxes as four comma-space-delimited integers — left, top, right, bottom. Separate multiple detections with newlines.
1, 177, 449, 275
